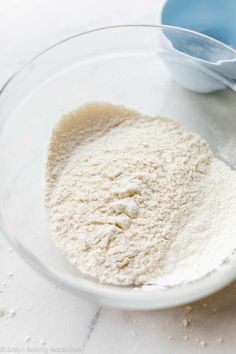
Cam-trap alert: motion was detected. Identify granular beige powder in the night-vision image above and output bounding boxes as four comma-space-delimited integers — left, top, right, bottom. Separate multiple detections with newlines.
45, 102, 220, 285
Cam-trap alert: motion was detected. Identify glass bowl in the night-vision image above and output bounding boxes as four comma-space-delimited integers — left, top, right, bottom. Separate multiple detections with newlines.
0, 25, 236, 310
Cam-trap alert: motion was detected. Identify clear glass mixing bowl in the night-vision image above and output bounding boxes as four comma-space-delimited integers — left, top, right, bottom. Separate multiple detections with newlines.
0, 25, 236, 310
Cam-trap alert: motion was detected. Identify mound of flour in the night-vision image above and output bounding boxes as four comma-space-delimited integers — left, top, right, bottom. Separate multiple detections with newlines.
46, 102, 236, 286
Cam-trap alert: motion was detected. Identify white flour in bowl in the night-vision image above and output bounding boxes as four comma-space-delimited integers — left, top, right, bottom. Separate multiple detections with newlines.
45, 102, 236, 286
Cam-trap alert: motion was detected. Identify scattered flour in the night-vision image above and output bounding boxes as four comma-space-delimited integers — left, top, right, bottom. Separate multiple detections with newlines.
46, 102, 236, 286
185, 305, 193, 313
182, 318, 191, 328
0, 306, 6, 317
200, 340, 207, 347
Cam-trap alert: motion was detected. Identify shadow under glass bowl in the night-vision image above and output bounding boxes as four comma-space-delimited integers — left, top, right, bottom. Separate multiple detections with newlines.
0, 25, 236, 310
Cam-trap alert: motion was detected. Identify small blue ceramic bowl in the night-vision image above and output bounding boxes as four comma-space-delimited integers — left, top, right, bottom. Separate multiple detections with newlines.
161, 0, 236, 92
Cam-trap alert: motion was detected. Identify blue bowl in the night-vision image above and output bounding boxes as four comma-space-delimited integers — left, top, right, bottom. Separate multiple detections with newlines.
161, 0, 236, 92
162, 0, 236, 49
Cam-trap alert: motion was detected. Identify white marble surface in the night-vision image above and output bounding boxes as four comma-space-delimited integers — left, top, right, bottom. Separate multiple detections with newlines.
1, 1, 236, 353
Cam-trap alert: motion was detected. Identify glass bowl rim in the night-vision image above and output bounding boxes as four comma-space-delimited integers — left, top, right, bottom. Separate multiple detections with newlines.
1, 23, 236, 96
1, 24, 236, 309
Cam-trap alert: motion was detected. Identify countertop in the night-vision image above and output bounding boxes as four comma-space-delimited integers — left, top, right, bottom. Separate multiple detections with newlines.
1, 1, 236, 353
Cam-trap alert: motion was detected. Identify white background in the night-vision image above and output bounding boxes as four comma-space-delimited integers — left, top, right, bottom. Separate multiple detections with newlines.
1, 1, 236, 353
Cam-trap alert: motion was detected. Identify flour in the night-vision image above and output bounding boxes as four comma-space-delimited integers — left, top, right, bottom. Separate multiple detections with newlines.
0, 306, 6, 317
46, 102, 236, 286
153, 159, 236, 286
